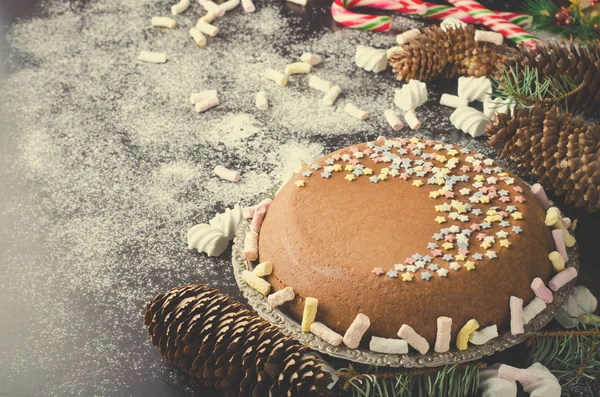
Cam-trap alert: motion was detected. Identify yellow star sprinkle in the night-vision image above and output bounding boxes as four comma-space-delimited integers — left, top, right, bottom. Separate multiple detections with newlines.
487, 209, 498, 216
295, 180, 305, 188
378, 173, 388, 181
479, 195, 490, 204
500, 239, 512, 248
402, 272, 414, 282
440, 168, 451, 175
413, 180, 424, 187
480, 241, 492, 249
511, 212, 523, 220
436, 155, 448, 163
333, 164, 343, 172
363, 167, 373, 175
454, 254, 467, 262
380, 167, 390, 175
430, 191, 441, 199
409, 137, 420, 144
435, 205, 445, 212
435, 216, 447, 224
464, 261, 476, 271
447, 149, 459, 157
345, 174, 357, 182
345, 164, 355, 172
435, 178, 445, 186
474, 175, 485, 182
498, 172, 508, 177
455, 204, 467, 214
442, 242, 454, 250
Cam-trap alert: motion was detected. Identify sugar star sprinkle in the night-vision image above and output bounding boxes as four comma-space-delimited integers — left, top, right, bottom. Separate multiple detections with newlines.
311, 164, 321, 170
512, 226, 523, 233
443, 254, 454, 261
485, 251, 497, 259
369, 176, 379, 183
363, 168, 373, 175
459, 188, 471, 195
437, 268, 449, 277
421, 272, 433, 281
450, 262, 461, 271
394, 264, 406, 271
464, 261, 476, 271
500, 239, 511, 248
303, 171, 312, 177
402, 272, 414, 282
511, 212, 523, 220
435, 216, 447, 224
345, 174, 357, 182
386, 270, 398, 278
320, 171, 332, 179
428, 264, 439, 271
372, 267, 385, 276
295, 180, 305, 187
473, 253, 483, 261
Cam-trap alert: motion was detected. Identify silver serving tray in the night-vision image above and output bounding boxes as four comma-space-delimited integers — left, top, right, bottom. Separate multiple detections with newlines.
231, 219, 579, 368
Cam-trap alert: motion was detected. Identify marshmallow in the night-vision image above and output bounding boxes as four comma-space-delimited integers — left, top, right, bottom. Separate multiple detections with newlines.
214, 165, 240, 182
284, 62, 311, 75
252, 261, 272, 277
369, 336, 409, 354
470, 325, 498, 345
243, 231, 258, 261
196, 20, 219, 37
549, 267, 577, 291
264, 68, 288, 87
208, 204, 244, 240
450, 106, 488, 137
523, 297, 546, 324
287, 0, 307, 5
394, 79, 428, 111
386, 46, 404, 59
497, 364, 538, 383
255, 91, 268, 110
343, 313, 370, 349
189, 27, 207, 47
563, 217, 572, 229
250, 205, 266, 233
457, 319, 479, 350
201, 0, 225, 17
440, 93, 468, 108
475, 30, 504, 46
151, 17, 176, 28
520, 363, 561, 397
301, 297, 318, 332
396, 28, 420, 44
219, 0, 240, 12
397, 324, 429, 354
458, 76, 493, 102
171, 0, 190, 15
344, 103, 368, 120
195, 96, 220, 112
241, 0, 255, 12
510, 296, 524, 335
556, 286, 598, 328
434, 316, 452, 353
311, 322, 343, 346
479, 364, 517, 397
301, 53, 322, 66
404, 110, 421, 130
241, 269, 271, 296
309, 75, 333, 93
552, 229, 569, 262
190, 90, 217, 104
384, 109, 404, 131
531, 183, 551, 210
531, 277, 554, 303
355, 45, 387, 73
137, 51, 167, 64
198, 11, 216, 24
187, 223, 229, 256
483, 97, 514, 119
545, 207, 576, 247
267, 286, 295, 308
440, 17, 467, 32
322, 85, 341, 106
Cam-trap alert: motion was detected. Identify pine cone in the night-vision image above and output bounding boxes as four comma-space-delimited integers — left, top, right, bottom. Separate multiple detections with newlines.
144, 284, 334, 397
389, 25, 517, 82
486, 105, 600, 212
504, 39, 600, 116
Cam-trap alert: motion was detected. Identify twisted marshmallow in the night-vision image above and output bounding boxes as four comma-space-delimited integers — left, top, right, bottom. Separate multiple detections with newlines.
450, 107, 488, 137
458, 76, 492, 102
355, 45, 387, 73
208, 204, 244, 240
187, 223, 229, 256
394, 79, 427, 111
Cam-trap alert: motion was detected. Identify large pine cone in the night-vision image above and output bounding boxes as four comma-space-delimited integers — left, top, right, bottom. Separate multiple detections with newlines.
486, 105, 600, 212
389, 25, 517, 82
144, 284, 334, 396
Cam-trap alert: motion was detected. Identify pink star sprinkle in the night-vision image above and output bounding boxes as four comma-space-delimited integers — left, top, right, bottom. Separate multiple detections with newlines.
397, 138, 409, 145
474, 165, 483, 172
431, 249, 443, 257
445, 234, 456, 242
425, 140, 435, 147
332, 154, 341, 161
372, 157, 382, 164
514, 196, 526, 203
499, 196, 511, 203
488, 191, 499, 199
407, 143, 417, 150
404, 257, 416, 265
444, 191, 455, 198
479, 186, 489, 193
349, 158, 360, 165
460, 165, 471, 173
476, 233, 487, 241
423, 166, 432, 172
513, 186, 524, 193
372, 267, 385, 276
363, 148, 373, 156
499, 176, 508, 181
470, 223, 482, 231
498, 211, 509, 218
458, 248, 470, 255
400, 173, 410, 180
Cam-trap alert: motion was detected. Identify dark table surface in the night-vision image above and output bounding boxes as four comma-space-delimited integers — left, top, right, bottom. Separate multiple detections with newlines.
1, 0, 599, 396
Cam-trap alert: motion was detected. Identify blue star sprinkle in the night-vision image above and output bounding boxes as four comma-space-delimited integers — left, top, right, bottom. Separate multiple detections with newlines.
428, 177, 436, 185
512, 226, 523, 234
462, 229, 473, 236
440, 228, 451, 235
325, 158, 335, 165
506, 206, 517, 213
353, 169, 363, 177
422, 153, 432, 160
472, 209, 483, 216
302, 171, 312, 177
354, 164, 364, 171
498, 189, 509, 196
433, 233, 444, 241
415, 159, 425, 165
493, 167, 503, 173
412, 254, 423, 261
369, 176, 379, 183
482, 168, 493, 174
398, 148, 408, 155
320, 171, 332, 179
422, 255, 433, 263
474, 153, 484, 159
460, 148, 470, 154
480, 222, 491, 229
458, 241, 469, 249
443, 254, 454, 261
427, 264, 439, 271
500, 221, 511, 227
473, 253, 483, 261
311, 164, 321, 170
416, 171, 426, 177
412, 149, 422, 155
386, 270, 398, 278
444, 144, 454, 151
421, 272, 433, 281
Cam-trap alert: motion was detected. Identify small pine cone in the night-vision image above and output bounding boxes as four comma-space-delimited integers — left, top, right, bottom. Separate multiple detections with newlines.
144, 284, 334, 397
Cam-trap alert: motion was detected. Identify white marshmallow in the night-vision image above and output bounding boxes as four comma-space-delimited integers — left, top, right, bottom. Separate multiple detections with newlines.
355, 45, 387, 73
171, 0, 190, 15
214, 165, 240, 182
396, 28, 420, 44
440, 93, 468, 108
255, 91, 268, 110
284, 62, 311, 75
440, 17, 467, 32
394, 79, 428, 111
219, 0, 240, 12
309, 75, 333, 93
196, 20, 219, 37
195, 96, 220, 112
384, 109, 404, 131
241, 0, 255, 12
137, 51, 167, 64
344, 103, 368, 120
189, 28, 207, 47
450, 107, 488, 137
323, 85, 341, 106
369, 336, 409, 354
264, 68, 288, 87
475, 30, 504, 46
404, 110, 421, 130
151, 17, 176, 28
190, 90, 217, 104
202, 0, 225, 17
469, 325, 498, 345
287, 0, 307, 5
458, 76, 493, 102
523, 297, 547, 324
301, 53, 323, 66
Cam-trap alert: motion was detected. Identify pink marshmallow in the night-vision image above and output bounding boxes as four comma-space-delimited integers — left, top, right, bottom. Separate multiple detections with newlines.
241, 0, 255, 12
214, 165, 240, 182
562, 217, 572, 229
398, 324, 429, 354
531, 277, 554, 304
250, 205, 266, 234
343, 313, 370, 349
498, 364, 538, 383
549, 267, 578, 291
434, 316, 452, 353
552, 229, 569, 262
510, 296, 524, 335
243, 231, 258, 261
531, 183, 551, 210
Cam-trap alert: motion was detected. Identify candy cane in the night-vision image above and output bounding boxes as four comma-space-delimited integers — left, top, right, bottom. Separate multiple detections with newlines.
448, 0, 538, 49
331, 0, 532, 32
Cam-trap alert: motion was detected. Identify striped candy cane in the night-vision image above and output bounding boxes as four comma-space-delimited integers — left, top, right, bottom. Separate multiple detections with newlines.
331, 2, 392, 31
448, 0, 539, 48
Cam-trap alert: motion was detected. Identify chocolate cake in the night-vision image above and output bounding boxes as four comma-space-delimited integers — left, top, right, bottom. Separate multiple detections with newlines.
258, 138, 556, 349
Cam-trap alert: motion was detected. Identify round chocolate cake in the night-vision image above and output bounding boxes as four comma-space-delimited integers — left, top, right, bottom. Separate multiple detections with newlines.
258, 138, 555, 347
